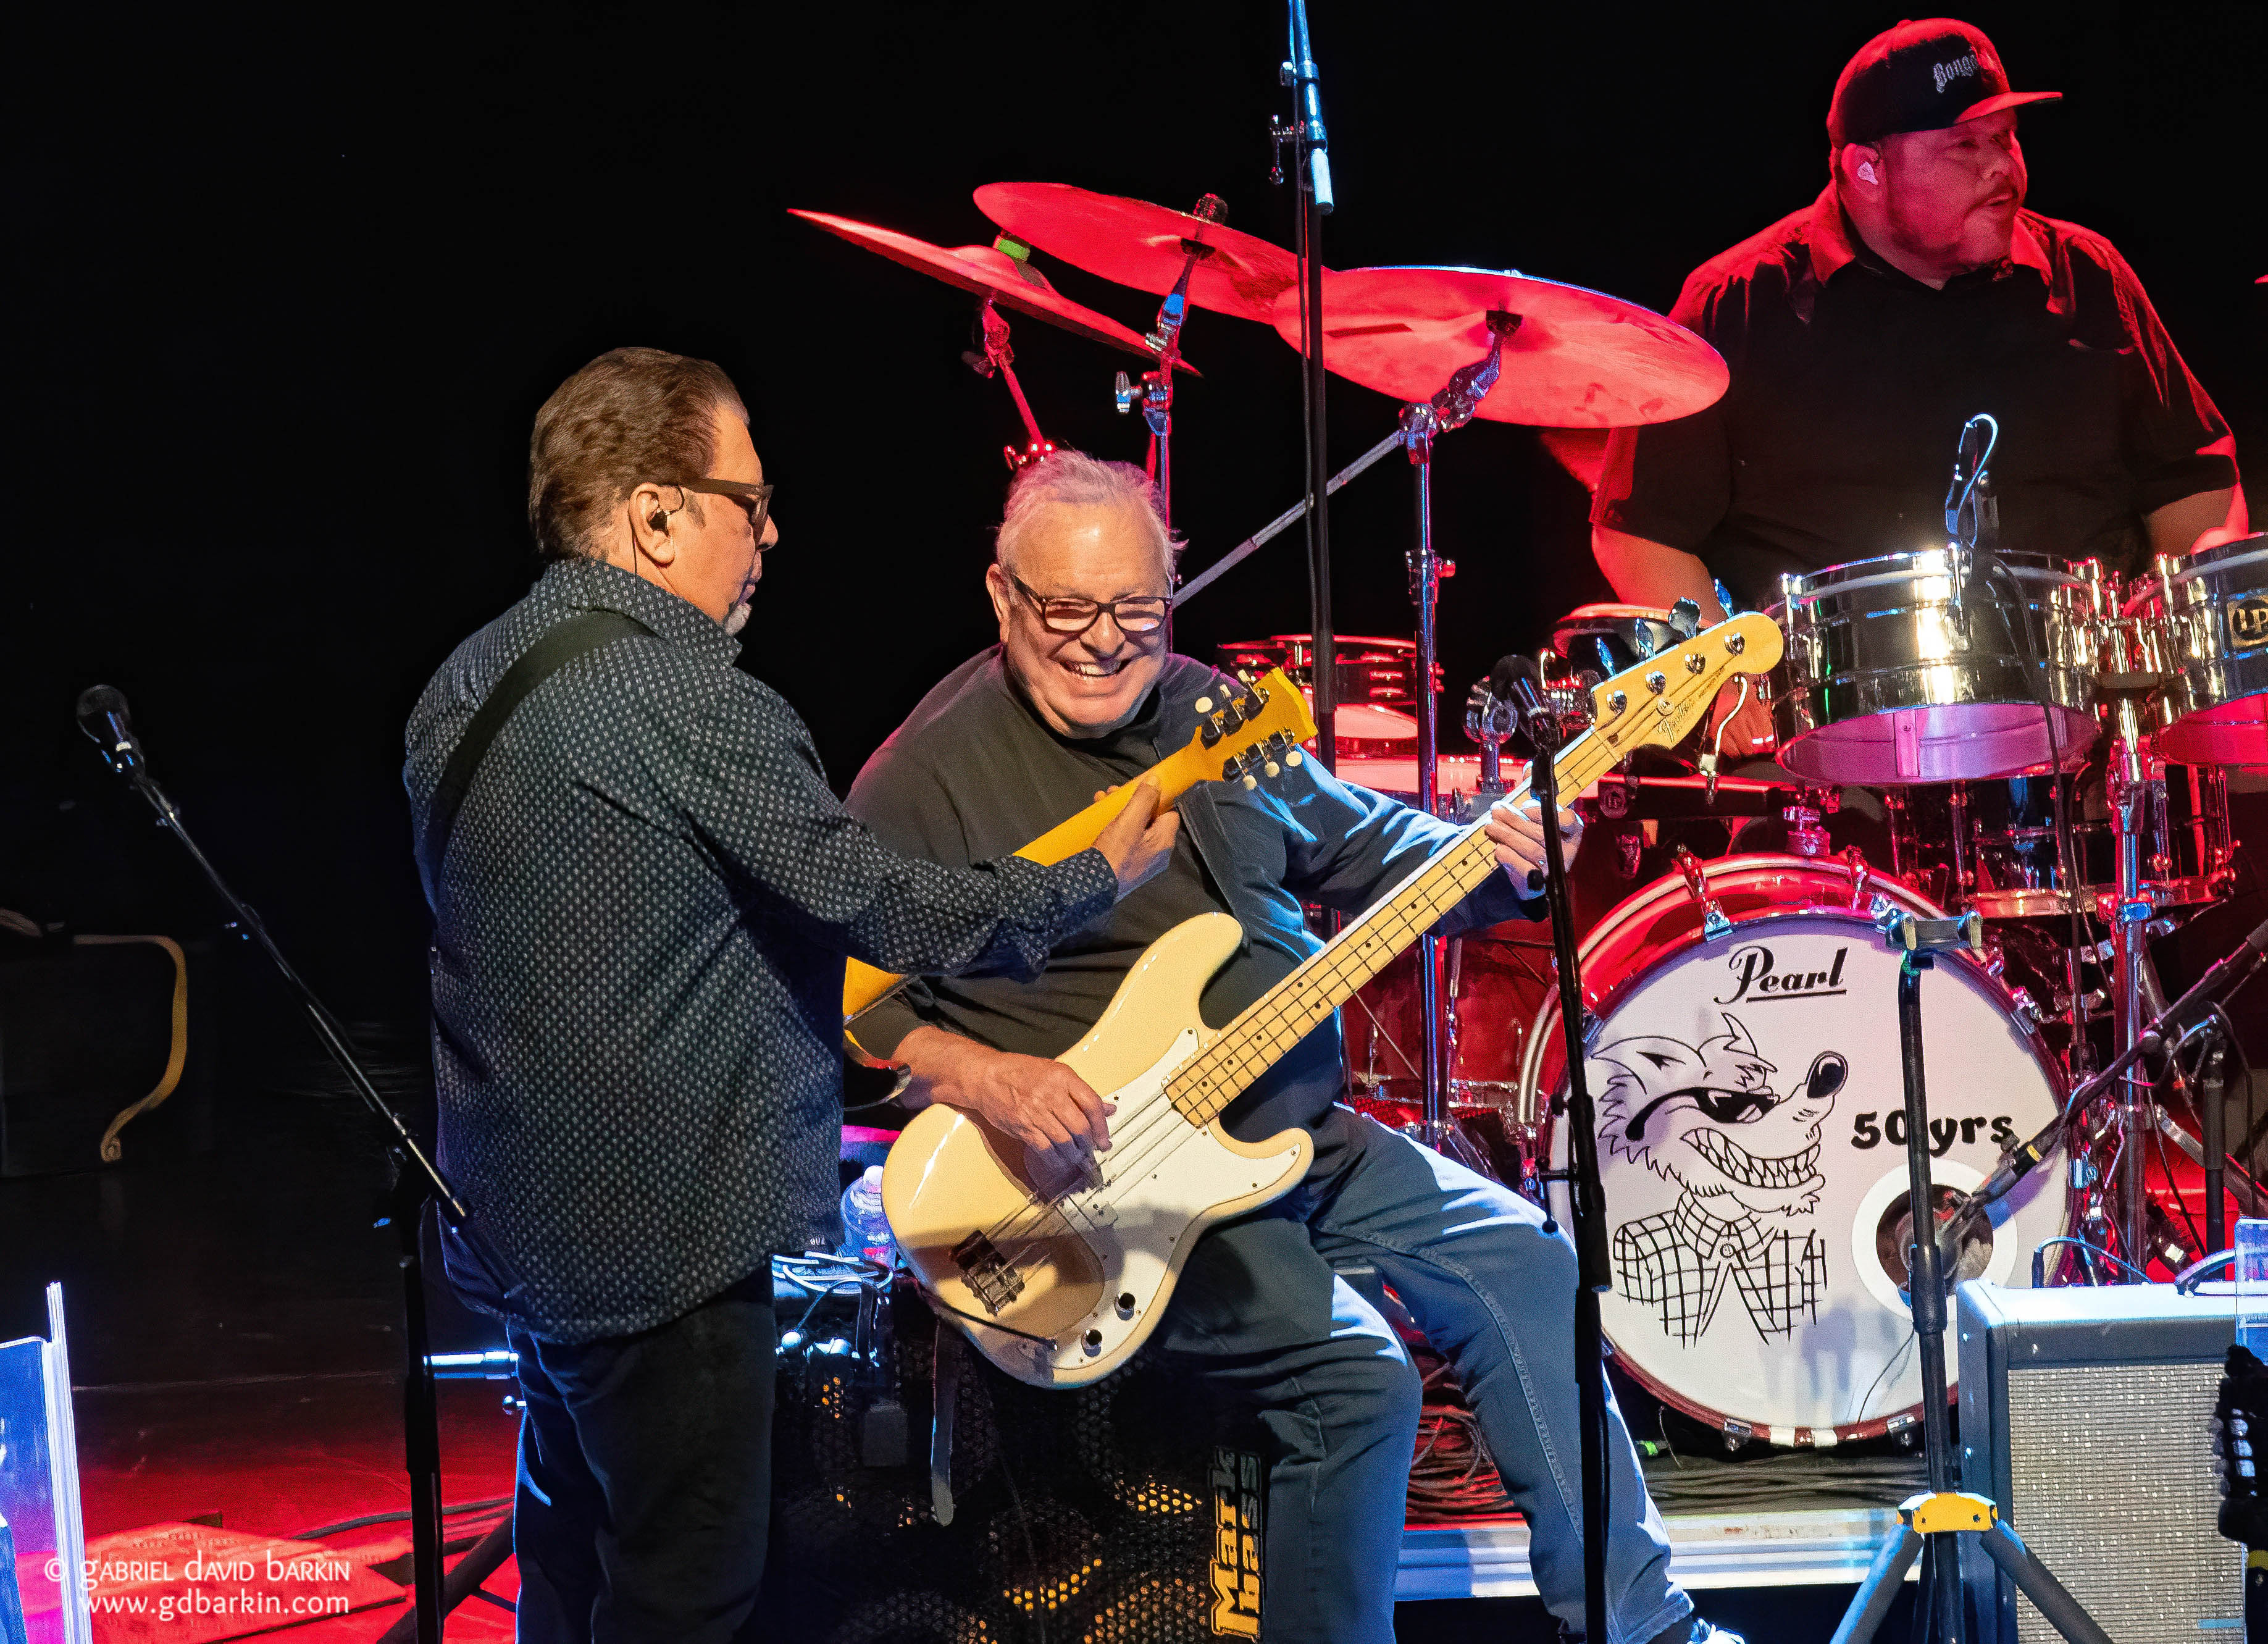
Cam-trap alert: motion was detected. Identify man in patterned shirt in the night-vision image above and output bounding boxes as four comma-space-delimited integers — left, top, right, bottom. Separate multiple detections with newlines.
404, 348, 1177, 1644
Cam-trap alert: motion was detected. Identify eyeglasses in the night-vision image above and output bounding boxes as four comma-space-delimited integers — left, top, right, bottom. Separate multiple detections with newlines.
1009, 572, 1171, 637
672, 477, 774, 537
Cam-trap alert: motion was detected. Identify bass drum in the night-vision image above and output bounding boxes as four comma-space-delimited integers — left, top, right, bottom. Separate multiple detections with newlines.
1517, 854, 2067, 1445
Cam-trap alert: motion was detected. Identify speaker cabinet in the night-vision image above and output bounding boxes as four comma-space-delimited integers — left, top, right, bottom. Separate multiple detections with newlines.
766, 1286, 1264, 1643
1956, 1280, 2238, 1644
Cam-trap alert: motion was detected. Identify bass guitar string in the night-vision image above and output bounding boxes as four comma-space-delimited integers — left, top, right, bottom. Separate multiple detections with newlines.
967, 778, 1526, 1267
971, 811, 1506, 1261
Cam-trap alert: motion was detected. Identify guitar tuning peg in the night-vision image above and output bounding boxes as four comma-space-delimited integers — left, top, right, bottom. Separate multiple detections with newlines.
1242, 773, 1259, 790
1286, 750, 1304, 767
1194, 695, 1213, 713
1264, 760, 1281, 778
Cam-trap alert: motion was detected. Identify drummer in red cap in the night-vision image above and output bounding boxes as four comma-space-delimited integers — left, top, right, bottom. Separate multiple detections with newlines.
1593, 18, 2246, 755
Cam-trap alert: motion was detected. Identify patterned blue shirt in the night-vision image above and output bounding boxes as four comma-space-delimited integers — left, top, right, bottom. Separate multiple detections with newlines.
404, 560, 1116, 1341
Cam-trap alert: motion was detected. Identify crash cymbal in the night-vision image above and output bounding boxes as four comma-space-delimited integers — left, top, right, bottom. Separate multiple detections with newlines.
790, 209, 1185, 366
973, 183, 1304, 324
1268, 266, 1727, 427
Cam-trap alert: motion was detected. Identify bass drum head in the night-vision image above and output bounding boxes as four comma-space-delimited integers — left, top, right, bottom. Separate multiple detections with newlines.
1536, 855, 2067, 1445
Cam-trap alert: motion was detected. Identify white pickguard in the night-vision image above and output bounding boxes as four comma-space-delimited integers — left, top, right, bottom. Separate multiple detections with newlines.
956, 1028, 1308, 1388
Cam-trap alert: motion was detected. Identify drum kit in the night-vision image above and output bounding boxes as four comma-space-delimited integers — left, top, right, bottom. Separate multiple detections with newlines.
793, 178, 2267, 1452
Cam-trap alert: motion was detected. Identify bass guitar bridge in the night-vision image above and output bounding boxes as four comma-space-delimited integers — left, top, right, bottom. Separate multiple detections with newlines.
953, 1230, 1025, 1314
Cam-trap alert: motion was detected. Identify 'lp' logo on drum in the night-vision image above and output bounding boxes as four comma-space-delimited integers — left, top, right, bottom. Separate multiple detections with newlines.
1715, 944, 1849, 1005
2230, 595, 2268, 648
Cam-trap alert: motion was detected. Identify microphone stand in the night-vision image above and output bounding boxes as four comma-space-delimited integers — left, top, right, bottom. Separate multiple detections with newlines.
1509, 679, 1613, 1643
1284, 0, 1336, 770
84, 730, 494, 1644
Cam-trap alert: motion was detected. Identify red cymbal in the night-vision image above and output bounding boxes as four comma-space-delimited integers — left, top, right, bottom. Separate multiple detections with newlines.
1269, 266, 1727, 427
790, 209, 1184, 366
974, 182, 1304, 324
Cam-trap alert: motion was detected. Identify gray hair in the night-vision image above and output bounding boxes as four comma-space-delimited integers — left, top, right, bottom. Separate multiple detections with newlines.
994, 450, 1181, 585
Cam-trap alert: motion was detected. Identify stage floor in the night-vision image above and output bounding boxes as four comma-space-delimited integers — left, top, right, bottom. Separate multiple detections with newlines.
63, 1365, 1916, 1640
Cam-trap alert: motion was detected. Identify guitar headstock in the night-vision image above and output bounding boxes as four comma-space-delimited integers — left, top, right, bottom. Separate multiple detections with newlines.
1586, 612, 1783, 761
1195, 667, 1321, 789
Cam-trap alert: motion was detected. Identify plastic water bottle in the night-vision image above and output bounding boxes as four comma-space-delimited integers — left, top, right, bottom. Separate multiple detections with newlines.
2237, 1218, 2268, 1356
839, 1166, 896, 1269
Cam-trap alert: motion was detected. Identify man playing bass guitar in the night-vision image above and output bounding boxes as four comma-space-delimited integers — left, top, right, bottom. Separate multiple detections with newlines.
847, 451, 1726, 1644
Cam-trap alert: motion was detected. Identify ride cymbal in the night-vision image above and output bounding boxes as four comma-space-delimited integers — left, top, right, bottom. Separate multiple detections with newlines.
1269, 266, 1726, 427
974, 182, 1305, 324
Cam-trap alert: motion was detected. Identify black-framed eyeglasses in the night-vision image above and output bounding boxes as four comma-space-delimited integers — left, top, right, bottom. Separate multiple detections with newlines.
1009, 572, 1171, 637
672, 477, 774, 537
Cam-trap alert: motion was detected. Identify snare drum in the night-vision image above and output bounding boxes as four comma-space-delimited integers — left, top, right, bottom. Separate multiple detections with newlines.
1514, 853, 2067, 1443
2128, 533, 2268, 768
1773, 550, 2105, 784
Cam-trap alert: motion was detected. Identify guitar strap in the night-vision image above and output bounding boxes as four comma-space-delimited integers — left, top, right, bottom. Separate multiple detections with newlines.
417, 607, 655, 904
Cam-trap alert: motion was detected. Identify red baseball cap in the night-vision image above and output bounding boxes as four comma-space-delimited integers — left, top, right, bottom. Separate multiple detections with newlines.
1828, 19, 2061, 148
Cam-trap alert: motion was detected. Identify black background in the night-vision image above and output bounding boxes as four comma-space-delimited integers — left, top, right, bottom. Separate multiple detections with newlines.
7, 0, 2262, 1031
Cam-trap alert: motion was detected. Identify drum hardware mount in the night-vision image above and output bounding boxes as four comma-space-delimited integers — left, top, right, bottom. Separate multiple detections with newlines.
1111, 194, 1225, 531
1830, 908, 2112, 1644
1463, 679, 1517, 799
1670, 845, 1733, 940
961, 296, 1057, 472
1785, 787, 1840, 857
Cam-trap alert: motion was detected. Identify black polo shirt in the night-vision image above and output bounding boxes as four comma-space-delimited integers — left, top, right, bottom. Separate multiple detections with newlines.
1594, 183, 2237, 611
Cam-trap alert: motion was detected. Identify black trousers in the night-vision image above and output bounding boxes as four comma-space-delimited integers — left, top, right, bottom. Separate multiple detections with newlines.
508, 1268, 776, 1643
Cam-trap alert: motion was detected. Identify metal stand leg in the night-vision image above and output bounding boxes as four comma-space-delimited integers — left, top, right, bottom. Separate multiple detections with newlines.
1830, 1527, 1925, 1644
1977, 1522, 2115, 1644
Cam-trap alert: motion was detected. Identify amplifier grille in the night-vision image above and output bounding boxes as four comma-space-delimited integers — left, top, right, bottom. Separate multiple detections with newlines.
2004, 1360, 2240, 1644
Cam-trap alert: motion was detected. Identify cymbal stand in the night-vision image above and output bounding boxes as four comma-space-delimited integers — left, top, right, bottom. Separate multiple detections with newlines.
2098, 676, 2167, 1273
1170, 429, 1404, 606
1398, 319, 1513, 1167
964, 298, 1056, 472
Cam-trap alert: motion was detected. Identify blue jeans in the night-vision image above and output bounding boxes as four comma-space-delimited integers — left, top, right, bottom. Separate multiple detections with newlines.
1155, 1106, 1686, 1644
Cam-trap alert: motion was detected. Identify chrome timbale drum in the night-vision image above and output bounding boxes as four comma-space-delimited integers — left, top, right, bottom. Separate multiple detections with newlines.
1518, 854, 2067, 1444
2132, 532, 2268, 768
1773, 549, 2105, 784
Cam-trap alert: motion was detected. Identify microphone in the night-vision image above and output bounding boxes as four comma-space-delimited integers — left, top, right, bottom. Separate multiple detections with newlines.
1944, 413, 1999, 548
1943, 912, 2268, 1249
75, 684, 143, 772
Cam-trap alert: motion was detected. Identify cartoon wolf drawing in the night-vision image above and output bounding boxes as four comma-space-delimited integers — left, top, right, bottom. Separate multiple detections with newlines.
1592, 1014, 1846, 1345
